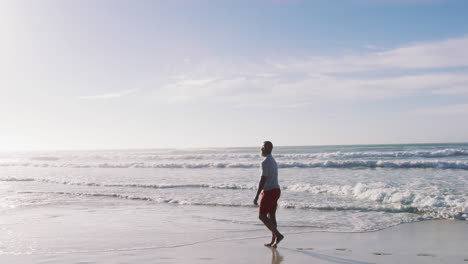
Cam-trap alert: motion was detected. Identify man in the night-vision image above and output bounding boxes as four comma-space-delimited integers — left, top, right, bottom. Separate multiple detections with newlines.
253, 141, 284, 247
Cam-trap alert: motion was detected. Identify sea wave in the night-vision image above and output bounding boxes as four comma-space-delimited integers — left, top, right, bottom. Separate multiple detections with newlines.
31, 179, 468, 210
167, 148, 468, 160
39, 179, 256, 190
284, 148, 468, 159
0, 177, 36, 182
287, 182, 468, 219
3, 160, 468, 169
29, 156, 61, 161
4, 148, 468, 163
17, 190, 467, 220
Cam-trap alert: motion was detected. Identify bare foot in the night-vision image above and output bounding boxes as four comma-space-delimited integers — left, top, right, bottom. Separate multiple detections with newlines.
272, 233, 284, 248
264, 234, 276, 247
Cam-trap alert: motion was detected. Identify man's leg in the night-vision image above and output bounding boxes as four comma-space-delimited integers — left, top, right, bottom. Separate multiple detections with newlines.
264, 213, 276, 246
269, 211, 283, 247
270, 211, 277, 229
259, 213, 282, 242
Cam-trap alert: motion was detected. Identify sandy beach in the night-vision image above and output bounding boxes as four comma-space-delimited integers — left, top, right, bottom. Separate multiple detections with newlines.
120, 220, 468, 264
1, 198, 467, 263
147, 220, 468, 264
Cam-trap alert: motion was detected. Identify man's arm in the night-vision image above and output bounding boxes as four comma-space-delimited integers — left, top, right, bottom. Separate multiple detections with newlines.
253, 176, 267, 205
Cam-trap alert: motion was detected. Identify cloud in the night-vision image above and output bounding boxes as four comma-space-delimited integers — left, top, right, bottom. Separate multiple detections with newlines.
364, 44, 382, 50
153, 36, 468, 107
157, 72, 468, 106
431, 85, 468, 95
284, 36, 468, 74
79, 89, 138, 100
416, 104, 468, 116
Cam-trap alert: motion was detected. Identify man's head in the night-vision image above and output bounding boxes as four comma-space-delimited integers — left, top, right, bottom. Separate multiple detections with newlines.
261, 141, 273, 157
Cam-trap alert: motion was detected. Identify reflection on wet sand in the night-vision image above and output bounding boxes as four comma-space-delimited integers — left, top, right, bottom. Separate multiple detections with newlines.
270, 247, 284, 264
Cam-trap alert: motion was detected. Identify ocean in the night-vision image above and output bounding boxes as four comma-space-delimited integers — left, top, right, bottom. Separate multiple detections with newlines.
1, 143, 468, 256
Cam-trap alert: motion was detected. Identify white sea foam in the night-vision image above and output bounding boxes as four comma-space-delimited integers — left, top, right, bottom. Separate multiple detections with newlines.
5, 148, 468, 164
100, 148, 468, 159
285, 182, 468, 219
29, 156, 61, 161
19, 188, 466, 221
16, 178, 467, 222
3, 159, 468, 170
0, 177, 36, 182
39, 179, 256, 190
297, 148, 468, 159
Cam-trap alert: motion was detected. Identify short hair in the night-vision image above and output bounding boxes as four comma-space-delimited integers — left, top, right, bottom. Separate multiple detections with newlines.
263, 141, 273, 152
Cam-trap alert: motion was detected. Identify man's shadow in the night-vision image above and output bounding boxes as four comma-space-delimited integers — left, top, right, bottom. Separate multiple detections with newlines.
270, 247, 284, 264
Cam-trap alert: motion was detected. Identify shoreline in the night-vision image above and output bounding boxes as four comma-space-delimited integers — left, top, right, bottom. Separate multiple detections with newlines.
1, 211, 466, 263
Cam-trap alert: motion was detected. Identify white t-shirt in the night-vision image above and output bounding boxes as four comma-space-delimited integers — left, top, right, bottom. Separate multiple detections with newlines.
261, 154, 280, 191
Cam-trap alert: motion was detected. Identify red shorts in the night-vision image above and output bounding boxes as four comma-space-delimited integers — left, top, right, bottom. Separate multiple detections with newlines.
259, 188, 281, 215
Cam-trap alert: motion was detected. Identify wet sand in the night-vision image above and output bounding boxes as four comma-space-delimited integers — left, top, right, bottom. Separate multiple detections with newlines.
1, 208, 466, 264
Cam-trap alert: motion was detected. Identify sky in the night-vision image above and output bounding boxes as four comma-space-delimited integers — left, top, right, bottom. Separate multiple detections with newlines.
1, 0, 468, 150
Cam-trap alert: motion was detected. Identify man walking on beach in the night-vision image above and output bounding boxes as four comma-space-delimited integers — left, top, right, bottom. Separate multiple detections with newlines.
253, 141, 284, 247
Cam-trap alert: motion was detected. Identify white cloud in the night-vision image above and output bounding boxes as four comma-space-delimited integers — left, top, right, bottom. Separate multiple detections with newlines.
372, 36, 468, 69
79, 89, 138, 100
153, 36, 468, 107
364, 44, 382, 50
416, 104, 468, 116
284, 36, 468, 73
155, 72, 468, 107
431, 85, 468, 95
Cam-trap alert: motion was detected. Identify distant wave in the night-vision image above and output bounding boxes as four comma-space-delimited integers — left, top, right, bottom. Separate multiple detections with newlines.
40, 179, 256, 190
161, 149, 468, 160
4, 160, 468, 170
95, 149, 468, 160
291, 148, 468, 159
29, 156, 61, 161
3, 148, 468, 164
0, 177, 35, 182
93, 148, 468, 161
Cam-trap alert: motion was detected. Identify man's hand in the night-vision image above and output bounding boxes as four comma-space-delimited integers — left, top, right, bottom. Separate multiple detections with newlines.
254, 177, 266, 206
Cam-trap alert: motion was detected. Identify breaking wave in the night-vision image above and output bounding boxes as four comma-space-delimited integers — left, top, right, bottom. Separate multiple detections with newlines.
0, 177, 36, 182
3, 160, 468, 170
17, 189, 467, 221
76, 149, 468, 160
39, 179, 256, 190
